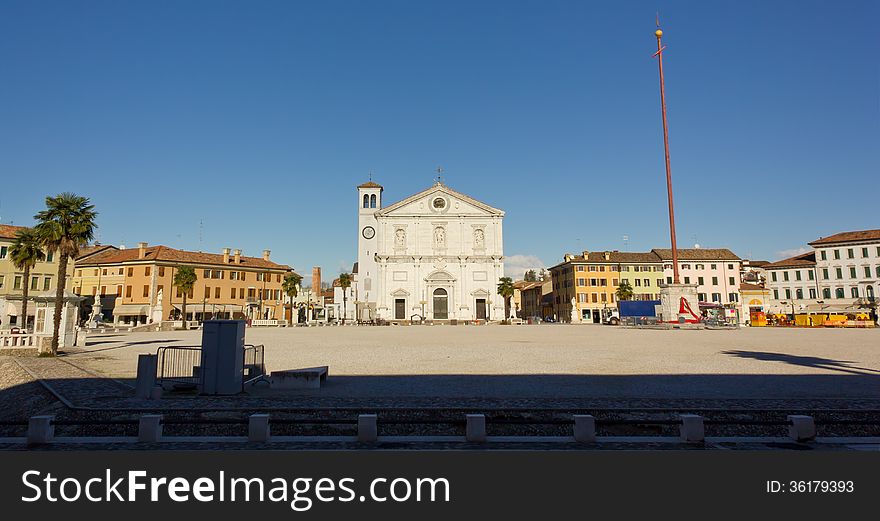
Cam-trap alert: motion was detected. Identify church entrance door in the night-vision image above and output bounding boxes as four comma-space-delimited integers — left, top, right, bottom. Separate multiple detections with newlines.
432, 288, 448, 320
395, 299, 406, 320
475, 298, 487, 320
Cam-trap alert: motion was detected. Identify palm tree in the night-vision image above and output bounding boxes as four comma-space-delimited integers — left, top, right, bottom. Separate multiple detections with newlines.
34, 193, 97, 354
282, 272, 303, 325
172, 266, 197, 330
497, 277, 515, 321
9, 228, 46, 332
338, 272, 352, 325
615, 280, 634, 302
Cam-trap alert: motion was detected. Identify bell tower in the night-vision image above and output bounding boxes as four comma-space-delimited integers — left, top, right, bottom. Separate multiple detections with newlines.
357, 180, 383, 319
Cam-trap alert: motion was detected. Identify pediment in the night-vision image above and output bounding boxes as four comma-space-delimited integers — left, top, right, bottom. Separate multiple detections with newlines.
425, 270, 456, 282
375, 183, 504, 218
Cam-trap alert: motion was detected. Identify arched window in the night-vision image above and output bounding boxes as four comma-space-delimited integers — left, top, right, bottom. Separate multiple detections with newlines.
867, 286, 874, 299
370, 194, 377, 208
835, 288, 845, 299
822, 288, 831, 299
363, 194, 369, 208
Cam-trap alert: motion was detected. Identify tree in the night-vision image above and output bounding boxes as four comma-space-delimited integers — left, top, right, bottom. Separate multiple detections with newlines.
338, 272, 352, 325
34, 193, 97, 354
524, 269, 537, 282
615, 280, 634, 302
10, 228, 46, 332
497, 276, 515, 321
173, 266, 197, 330
538, 268, 547, 281
282, 272, 303, 325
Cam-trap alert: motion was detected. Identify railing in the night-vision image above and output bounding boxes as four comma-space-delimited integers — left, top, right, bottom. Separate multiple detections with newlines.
250, 319, 282, 327
0, 333, 39, 348
156, 346, 202, 390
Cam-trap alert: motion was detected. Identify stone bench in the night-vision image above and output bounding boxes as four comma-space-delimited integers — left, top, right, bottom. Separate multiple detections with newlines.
269, 366, 329, 389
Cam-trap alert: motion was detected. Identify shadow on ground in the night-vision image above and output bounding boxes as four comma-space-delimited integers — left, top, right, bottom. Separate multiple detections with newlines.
721, 350, 880, 376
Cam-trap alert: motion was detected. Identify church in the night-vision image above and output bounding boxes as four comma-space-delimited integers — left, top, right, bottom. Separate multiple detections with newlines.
355, 179, 505, 323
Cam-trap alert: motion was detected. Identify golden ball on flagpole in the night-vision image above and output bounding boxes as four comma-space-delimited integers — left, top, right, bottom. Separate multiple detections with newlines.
655, 29, 663, 38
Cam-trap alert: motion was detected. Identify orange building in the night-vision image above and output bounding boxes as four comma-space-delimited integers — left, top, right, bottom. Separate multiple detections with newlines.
72, 242, 294, 325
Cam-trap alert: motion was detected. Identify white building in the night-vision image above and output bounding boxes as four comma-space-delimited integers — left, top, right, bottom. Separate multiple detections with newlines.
652, 248, 742, 306
763, 252, 819, 314
356, 180, 505, 322
809, 229, 880, 303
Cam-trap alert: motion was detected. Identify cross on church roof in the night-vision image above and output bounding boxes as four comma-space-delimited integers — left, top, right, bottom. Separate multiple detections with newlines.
435, 167, 444, 185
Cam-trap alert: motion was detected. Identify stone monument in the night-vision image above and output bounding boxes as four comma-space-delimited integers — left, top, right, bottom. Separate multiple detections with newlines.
151, 288, 165, 324
89, 294, 103, 326
658, 283, 701, 324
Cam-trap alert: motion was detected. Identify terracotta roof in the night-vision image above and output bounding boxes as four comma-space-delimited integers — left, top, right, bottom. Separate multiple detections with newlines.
744, 260, 770, 267
77, 244, 119, 261
549, 251, 661, 270
763, 251, 816, 269
582, 251, 662, 263
808, 229, 880, 246
74, 244, 292, 271
739, 282, 767, 291
651, 248, 741, 261
357, 181, 384, 189
0, 224, 27, 239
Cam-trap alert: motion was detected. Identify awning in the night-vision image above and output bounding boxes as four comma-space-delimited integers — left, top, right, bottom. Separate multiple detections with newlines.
112, 304, 149, 316
802, 302, 861, 314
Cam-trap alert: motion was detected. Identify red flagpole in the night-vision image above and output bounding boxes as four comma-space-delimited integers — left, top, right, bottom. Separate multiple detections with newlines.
654, 26, 680, 285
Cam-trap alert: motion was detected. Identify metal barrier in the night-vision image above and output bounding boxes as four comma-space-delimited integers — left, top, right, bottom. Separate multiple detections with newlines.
156, 346, 203, 390
243, 344, 266, 385
621, 316, 660, 328
157, 344, 265, 391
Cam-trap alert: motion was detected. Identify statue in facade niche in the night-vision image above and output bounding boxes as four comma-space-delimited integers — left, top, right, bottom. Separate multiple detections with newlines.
434, 227, 446, 247
395, 228, 406, 248
474, 228, 485, 248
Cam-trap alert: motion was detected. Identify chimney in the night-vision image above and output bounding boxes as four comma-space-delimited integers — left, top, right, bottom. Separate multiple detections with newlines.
222, 248, 230, 264
262, 249, 271, 261
233, 249, 241, 264
312, 267, 321, 294
138, 242, 147, 259
582, 250, 590, 259
604, 251, 611, 261
564, 254, 573, 262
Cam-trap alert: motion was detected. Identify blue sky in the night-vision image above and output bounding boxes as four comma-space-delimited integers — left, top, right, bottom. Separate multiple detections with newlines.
1, 1, 877, 281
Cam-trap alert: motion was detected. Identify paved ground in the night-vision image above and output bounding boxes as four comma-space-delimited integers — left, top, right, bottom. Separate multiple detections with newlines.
56, 324, 880, 401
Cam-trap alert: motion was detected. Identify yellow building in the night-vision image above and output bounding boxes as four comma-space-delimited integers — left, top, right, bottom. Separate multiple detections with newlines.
0, 224, 75, 329
71, 242, 295, 325
549, 250, 664, 323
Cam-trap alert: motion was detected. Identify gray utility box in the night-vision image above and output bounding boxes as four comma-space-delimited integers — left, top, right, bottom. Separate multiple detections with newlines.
199, 320, 246, 395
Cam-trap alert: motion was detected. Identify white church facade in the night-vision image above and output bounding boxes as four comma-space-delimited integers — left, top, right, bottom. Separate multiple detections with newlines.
355, 180, 505, 323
